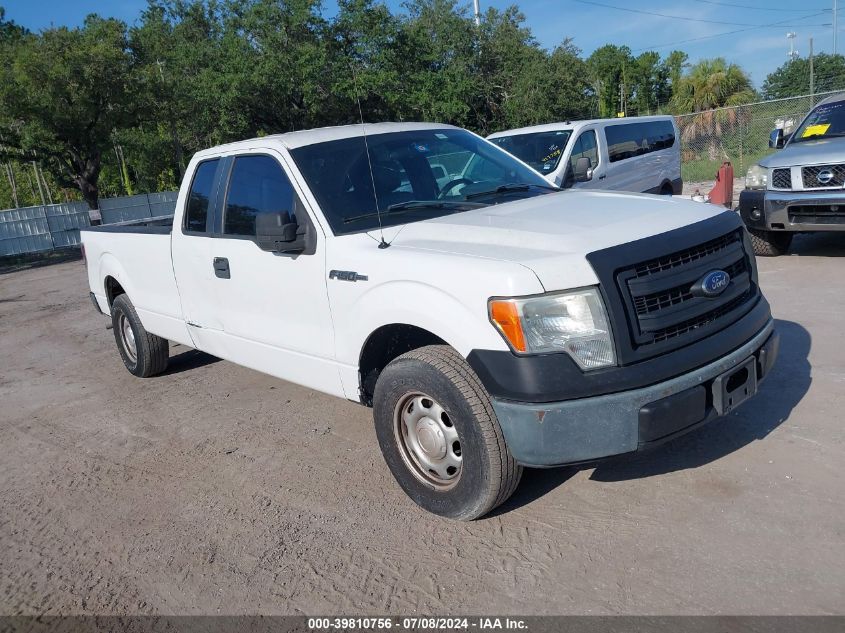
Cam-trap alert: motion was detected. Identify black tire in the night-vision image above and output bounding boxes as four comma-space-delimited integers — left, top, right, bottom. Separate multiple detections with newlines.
373, 345, 522, 520
659, 183, 674, 195
748, 228, 793, 256
111, 294, 169, 377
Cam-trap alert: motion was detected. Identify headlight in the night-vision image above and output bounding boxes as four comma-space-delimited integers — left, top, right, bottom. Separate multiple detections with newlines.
489, 287, 616, 370
745, 164, 768, 190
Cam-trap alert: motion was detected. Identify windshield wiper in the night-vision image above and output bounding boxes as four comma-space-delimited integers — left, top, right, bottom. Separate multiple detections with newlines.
464, 182, 559, 200
343, 200, 480, 224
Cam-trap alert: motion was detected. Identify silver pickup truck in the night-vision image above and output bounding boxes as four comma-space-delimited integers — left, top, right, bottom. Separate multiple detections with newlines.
738, 92, 845, 255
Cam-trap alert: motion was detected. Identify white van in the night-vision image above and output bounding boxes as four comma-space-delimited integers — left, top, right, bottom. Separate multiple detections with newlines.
488, 116, 682, 194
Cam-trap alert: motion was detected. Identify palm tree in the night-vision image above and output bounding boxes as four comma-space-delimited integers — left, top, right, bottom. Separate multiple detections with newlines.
671, 58, 757, 161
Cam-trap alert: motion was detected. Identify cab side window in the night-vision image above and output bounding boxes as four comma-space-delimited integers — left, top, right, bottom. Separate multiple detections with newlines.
184, 159, 219, 233
563, 130, 598, 187
223, 155, 303, 237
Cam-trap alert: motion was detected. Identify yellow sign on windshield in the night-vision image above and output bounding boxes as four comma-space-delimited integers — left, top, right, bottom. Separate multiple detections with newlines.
802, 123, 831, 138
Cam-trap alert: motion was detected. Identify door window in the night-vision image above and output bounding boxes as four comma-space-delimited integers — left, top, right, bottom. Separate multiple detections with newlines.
563, 130, 598, 187
223, 155, 303, 237
605, 120, 676, 163
184, 159, 219, 233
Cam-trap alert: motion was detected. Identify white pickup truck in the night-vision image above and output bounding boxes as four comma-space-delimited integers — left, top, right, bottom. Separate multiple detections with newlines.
82, 122, 778, 520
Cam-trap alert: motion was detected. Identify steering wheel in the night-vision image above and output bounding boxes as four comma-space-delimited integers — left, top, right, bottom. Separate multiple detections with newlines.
437, 177, 474, 199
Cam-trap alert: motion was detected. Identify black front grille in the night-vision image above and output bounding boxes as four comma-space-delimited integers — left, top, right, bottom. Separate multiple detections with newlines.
633, 259, 746, 316
633, 232, 736, 277
771, 168, 791, 189
802, 164, 845, 188
650, 291, 751, 344
617, 229, 754, 350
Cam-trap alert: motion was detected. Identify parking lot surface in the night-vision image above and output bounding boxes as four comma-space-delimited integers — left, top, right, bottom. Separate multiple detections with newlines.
1, 233, 843, 615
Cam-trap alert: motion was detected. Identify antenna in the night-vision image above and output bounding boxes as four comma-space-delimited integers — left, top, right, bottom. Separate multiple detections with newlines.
349, 63, 389, 249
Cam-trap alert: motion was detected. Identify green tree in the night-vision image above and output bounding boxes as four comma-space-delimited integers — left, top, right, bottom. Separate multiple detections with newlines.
587, 44, 633, 118
670, 57, 755, 113
670, 58, 756, 161
325, 0, 402, 125
393, 0, 478, 126
629, 51, 669, 115
0, 15, 139, 209
762, 54, 845, 99
664, 49, 689, 97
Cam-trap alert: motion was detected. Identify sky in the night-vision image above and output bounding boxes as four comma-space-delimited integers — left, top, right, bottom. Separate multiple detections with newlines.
1, 0, 840, 87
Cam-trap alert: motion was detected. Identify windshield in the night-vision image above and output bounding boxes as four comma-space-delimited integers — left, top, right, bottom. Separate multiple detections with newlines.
791, 100, 845, 143
489, 130, 572, 174
290, 128, 556, 235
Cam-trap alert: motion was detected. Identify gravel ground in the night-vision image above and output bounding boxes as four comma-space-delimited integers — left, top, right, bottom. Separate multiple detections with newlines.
1, 233, 843, 616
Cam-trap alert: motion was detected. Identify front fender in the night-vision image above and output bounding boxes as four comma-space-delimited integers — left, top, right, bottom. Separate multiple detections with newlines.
335, 280, 510, 368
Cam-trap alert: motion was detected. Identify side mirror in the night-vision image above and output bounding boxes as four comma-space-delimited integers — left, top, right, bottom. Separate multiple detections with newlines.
573, 156, 593, 182
769, 128, 785, 149
256, 211, 307, 253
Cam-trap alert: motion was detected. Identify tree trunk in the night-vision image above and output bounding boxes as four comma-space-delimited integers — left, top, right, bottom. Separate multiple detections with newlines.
77, 177, 100, 210
4, 162, 18, 208
66, 151, 102, 211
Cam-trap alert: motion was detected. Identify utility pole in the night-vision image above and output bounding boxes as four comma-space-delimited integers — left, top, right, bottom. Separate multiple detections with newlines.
473, 0, 481, 26
809, 37, 815, 103
834, 0, 839, 55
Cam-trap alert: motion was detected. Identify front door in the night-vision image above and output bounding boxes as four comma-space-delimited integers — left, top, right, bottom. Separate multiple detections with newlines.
207, 151, 341, 397
561, 129, 604, 189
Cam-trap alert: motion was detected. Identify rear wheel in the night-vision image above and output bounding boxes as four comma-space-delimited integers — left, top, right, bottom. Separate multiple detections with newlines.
748, 228, 793, 256
373, 345, 522, 520
111, 294, 169, 377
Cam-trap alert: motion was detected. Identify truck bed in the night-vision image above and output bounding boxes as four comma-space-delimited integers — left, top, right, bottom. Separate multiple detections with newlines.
81, 215, 192, 347
81, 215, 174, 235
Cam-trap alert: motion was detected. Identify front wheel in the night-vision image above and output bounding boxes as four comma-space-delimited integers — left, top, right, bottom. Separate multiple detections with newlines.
748, 228, 793, 256
373, 345, 522, 520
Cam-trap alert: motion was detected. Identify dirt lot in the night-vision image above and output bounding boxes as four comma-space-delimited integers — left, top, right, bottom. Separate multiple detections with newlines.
1, 234, 843, 616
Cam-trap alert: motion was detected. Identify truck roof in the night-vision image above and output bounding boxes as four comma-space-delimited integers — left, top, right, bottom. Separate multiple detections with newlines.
194, 122, 461, 158
816, 91, 845, 107
487, 115, 676, 139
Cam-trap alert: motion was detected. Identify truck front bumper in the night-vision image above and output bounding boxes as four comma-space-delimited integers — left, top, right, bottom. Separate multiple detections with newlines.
739, 189, 845, 232
490, 320, 777, 467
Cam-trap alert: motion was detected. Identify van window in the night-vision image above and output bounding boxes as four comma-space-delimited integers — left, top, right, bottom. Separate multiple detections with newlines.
184, 159, 219, 233
223, 155, 303, 237
605, 120, 675, 163
489, 130, 572, 174
563, 130, 598, 188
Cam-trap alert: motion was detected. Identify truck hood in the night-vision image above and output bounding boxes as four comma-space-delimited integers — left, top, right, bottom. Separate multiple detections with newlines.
760, 136, 845, 168
375, 190, 726, 291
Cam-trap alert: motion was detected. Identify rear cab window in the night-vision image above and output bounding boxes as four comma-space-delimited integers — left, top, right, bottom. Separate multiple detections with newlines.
184, 159, 220, 233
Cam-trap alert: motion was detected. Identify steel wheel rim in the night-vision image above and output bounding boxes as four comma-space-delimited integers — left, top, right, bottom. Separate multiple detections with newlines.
393, 392, 462, 490
118, 313, 137, 363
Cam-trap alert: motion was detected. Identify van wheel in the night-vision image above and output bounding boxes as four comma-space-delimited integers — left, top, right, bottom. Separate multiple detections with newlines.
373, 345, 522, 520
660, 183, 673, 195
111, 294, 169, 377
748, 229, 792, 256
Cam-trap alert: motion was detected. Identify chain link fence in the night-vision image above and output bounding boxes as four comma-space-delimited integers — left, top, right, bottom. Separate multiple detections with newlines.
0, 192, 177, 257
675, 90, 842, 185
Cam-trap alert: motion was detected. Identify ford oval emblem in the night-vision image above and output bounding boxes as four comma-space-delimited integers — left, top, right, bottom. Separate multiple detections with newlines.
692, 270, 731, 298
